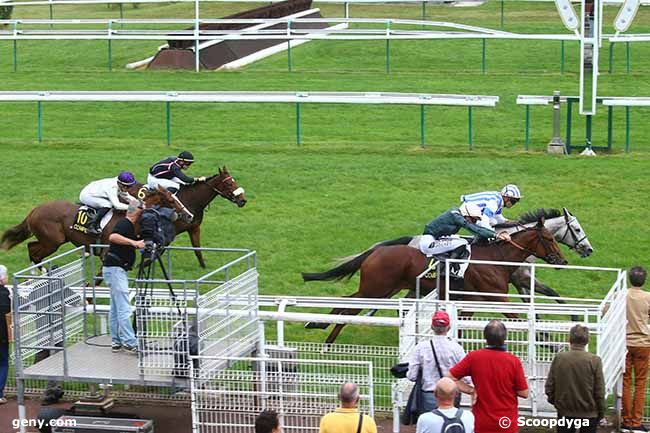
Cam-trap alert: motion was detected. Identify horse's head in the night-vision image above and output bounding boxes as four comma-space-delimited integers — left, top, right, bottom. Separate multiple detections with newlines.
206, 167, 247, 208
511, 217, 567, 265
561, 208, 593, 258
143, 186, 193, 222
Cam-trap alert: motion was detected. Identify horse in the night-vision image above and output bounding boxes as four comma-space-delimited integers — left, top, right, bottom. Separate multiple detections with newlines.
337, 207, 591, 305
170, 166, 247, 268
1, 166, 247, 269
301, 218, 567, 345
0, 186, 182, 267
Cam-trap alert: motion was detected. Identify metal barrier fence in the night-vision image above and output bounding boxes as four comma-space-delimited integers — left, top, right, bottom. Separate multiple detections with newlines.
190, 355, 374, 433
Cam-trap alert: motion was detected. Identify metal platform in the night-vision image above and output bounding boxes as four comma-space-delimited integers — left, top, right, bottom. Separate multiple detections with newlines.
23, 336, 187, 387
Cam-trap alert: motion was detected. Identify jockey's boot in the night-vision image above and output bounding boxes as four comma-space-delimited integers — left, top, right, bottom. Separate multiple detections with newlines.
89, 207, 110, 235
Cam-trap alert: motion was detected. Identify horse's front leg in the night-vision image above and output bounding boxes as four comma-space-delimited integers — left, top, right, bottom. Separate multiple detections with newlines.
188, 225, 206, 269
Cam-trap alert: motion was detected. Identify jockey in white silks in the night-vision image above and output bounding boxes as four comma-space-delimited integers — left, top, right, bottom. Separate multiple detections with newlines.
79, 171, 138, 235
460, 184, 522, 229
418, 203, 511, 280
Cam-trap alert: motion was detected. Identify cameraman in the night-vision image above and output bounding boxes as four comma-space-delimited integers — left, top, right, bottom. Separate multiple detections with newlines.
103, 204, 145, 354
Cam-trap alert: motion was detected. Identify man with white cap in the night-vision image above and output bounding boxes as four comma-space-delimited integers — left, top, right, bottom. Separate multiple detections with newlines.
407, 310, 470, 413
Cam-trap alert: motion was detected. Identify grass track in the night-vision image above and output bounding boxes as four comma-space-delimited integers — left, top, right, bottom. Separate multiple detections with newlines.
1, 0, 649, 345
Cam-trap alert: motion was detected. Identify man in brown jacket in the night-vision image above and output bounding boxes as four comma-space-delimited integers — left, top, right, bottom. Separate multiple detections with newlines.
623, 266, 650, 431
545, 324, 605, 433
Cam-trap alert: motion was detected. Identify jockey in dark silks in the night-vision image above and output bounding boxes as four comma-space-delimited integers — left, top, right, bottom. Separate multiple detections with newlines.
147, 151, 206, 194
147, 151, 205, 221
418, 203, 510, 280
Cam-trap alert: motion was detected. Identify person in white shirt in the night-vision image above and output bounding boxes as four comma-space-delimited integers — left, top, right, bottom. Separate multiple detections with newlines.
407, 310, 469, 412
79, 171, 138, 235
416, 378, 475, 433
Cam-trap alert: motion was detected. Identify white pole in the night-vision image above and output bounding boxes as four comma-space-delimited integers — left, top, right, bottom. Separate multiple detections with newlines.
194, 0, 199, 72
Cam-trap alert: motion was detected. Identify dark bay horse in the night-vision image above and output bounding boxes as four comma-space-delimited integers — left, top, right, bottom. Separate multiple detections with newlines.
172, 166, 247, 268
0, 186, 179, 266
301, 219, 567, 345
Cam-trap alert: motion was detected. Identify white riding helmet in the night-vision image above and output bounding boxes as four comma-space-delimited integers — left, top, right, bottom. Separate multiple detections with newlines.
501, 184, 522, 199
459, 202, 483, 219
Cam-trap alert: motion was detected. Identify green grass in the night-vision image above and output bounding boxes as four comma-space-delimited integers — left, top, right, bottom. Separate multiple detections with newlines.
1, 1, 649, 346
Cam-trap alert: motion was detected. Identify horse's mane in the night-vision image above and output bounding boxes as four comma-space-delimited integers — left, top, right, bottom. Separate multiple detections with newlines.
517, 208, 562, 224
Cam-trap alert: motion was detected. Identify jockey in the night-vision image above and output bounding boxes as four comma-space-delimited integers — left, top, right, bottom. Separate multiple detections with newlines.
419, 203, 511, 279
147, 151, 206, 194
460, 184, 522, 228
79, 172, 138, 235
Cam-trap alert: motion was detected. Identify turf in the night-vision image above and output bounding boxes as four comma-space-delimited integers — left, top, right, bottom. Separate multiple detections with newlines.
1, 1, 649, 346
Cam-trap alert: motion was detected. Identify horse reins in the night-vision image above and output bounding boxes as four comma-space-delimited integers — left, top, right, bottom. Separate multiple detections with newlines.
505, 229, 558, 263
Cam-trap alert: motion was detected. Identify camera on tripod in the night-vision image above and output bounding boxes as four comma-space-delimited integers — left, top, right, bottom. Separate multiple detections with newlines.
139, 206, 177, 264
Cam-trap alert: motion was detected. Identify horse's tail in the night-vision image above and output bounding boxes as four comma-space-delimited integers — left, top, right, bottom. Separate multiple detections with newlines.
302, 236, 413, 282
1, 217, 32, 250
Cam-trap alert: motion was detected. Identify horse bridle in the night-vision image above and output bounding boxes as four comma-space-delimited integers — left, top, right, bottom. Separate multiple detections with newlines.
206, 175, 244, 202
559, 215, 588, 251
506, 228, 562, 264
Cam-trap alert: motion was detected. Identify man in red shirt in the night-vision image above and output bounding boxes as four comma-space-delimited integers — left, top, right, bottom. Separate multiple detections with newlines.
448, 320, 529, 433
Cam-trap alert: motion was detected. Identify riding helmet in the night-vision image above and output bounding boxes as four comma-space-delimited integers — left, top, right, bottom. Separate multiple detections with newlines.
117, 171, 137, 186
178, 151, 194, 163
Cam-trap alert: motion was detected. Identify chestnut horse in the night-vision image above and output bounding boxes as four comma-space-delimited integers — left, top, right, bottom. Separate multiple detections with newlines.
0, 186, 179, 266
302, 218, 567, 345
1, 166, 246, 268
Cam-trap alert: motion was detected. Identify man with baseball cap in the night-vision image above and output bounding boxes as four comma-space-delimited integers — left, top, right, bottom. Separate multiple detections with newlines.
407, 310, 470, 412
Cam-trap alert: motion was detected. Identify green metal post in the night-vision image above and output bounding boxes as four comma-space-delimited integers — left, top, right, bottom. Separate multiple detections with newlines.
287, 21, 292, 72
119, 3, 124, 29
608, 42, 614, 73
585, 115, 592, 149
468, 106, 473, 150
565, 100, 573, 152
296, 103, 301, 145
481, 39, 486, 74
37, 102, 42, 142
49, 4, 53, 27
626, 41, 630, 73
420, 105, 425, 148
108, 40, 112, 71
166, 102, 171, 146
422, 1, 426, 22
500, 0, 504, 29
524, 105, 530, 151
625, 106, 630, 153
607, 105, 613, 151
385, 21, 391, 74
13, 39, 17, 72
560, 40, 565, 74
287, 40, 292, 72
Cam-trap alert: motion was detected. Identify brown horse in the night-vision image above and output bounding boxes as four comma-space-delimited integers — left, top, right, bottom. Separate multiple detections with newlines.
301, 218, 567, 345
0, 186, 180, 266
1, 166, 246, 268
171, 166, 247, 268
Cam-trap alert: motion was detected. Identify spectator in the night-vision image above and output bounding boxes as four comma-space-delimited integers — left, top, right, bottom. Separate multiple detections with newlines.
319, 382, 377, 433
623, 266, 650, 431
448, 320, 528, 433
103, 204, 145, 354
0, 265, 10, 405
407, 310, 468, 412
255, 410, 281, 433
416, 377, 474, 433
545, 324, 605, 433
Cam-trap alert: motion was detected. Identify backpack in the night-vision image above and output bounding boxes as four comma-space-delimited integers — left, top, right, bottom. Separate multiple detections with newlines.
432, 408, 466, 433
